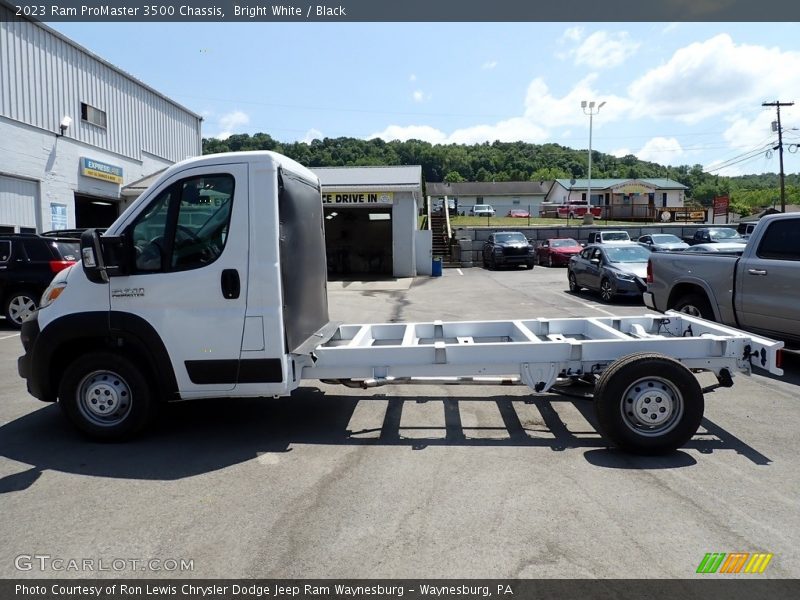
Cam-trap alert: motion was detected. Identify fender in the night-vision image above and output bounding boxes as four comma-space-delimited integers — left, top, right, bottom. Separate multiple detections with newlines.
20, 311, 178, 403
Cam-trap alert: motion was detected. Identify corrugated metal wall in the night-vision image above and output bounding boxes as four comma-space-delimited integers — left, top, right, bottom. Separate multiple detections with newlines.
0, 6, 201, 163
0, 174, 39, 230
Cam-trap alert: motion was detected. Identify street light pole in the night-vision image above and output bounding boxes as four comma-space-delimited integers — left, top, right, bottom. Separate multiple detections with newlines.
581, 100, 605, 217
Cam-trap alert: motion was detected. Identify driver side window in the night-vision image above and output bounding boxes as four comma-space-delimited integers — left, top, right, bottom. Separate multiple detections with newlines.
131, 174, 234, 273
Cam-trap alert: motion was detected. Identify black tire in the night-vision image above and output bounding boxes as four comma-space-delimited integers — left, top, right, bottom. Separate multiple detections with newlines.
482, 255, 488, 269
526, 261, 534, 270
673, 293, 715, 321
58, 352, 157, 440
546, 254, 554, 268
489, 255, 497, 270
4, 289, 38, 329
594, 352, 704, 454
599, 278, 615, 303
568, 271, 581, 292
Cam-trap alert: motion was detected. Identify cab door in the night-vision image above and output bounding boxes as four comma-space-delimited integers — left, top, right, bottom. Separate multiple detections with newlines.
735, 217, 800, 340
110, 164, 248, 393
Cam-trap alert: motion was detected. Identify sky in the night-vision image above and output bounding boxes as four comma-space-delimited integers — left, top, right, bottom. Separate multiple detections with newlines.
49, 21, 800, 176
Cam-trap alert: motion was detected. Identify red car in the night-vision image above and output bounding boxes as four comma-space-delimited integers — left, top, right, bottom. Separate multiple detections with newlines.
535, 237, 582, 267
556, 203, 602, 219
507, 209, 530, 218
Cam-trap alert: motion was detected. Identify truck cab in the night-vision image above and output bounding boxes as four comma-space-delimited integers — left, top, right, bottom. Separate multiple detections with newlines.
18, 152, 331, 437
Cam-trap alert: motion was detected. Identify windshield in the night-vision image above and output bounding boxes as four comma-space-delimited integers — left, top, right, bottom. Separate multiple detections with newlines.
603, 232, 630, 241
604, 245, 650, 263
709, 228, 741, 240
551, 239, 578, 248
496, 233, 527, 243
651, 234, 682, 244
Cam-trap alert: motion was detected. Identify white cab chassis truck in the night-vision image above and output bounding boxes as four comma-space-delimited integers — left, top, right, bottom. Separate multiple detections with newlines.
18, 152, 783, 454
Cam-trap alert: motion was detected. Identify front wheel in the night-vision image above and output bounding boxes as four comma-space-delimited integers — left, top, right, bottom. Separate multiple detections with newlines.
600, 278, 615, 303
58, 352, 157, 440
526, 261, 534, 270
594, 353, 704, 454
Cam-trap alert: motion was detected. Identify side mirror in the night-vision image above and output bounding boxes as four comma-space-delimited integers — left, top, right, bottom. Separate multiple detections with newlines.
80, 229, 130, 284
590, 258, 601, 265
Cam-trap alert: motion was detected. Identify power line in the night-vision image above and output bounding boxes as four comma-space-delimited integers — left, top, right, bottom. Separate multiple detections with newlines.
763, 100, 795, 211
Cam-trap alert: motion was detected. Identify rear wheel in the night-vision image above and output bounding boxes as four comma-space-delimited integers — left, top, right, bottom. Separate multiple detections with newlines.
526, 261, 534, 270
5, 289, 38, 328
58, 352, 157, 440
568, 271, 581, 292
547, 254, 554, 268
594, 353, 704, 454
673, 293, 714, 321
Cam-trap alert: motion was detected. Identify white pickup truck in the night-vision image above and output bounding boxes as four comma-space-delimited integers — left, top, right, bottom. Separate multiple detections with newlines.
17, 152, 783, 454
644, 212, 800, 345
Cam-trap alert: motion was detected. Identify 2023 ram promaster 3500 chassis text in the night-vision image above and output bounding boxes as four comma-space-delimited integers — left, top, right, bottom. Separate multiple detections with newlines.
17, 152, 783, 454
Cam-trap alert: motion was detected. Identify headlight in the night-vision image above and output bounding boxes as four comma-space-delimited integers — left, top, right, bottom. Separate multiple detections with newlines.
40, 268, 70, 309
613, 271, 635, 281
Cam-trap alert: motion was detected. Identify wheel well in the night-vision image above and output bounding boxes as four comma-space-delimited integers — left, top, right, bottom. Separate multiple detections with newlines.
667, 283, 708, 310
49, 337, 169, 404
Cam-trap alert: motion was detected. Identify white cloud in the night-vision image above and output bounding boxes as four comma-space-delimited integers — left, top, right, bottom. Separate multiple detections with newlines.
371, 76, 630, 145
611, 148, 632, 158
561, 26, 584, 43
412, 90, 424, 103
409, 73, 417, 82
303, 128, 323, 144
627, 34, 800, 124
571, 31, 640, 69
635, 137, 684, 165
482, 60, 498, 70
368, 125, 448, 144
213, 110, 249, 139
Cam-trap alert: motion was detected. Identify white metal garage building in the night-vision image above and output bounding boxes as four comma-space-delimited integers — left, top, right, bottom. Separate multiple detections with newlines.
312, 165, 426, 278
0, 6, 201, 233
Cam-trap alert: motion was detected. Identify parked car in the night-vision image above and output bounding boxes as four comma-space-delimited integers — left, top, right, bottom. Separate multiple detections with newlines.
0, 233, 79, 327
433, 198, 456, 216
687, 227, 743, 245
587, 230, 632, 244
556, 203, 602, 219
683, 242, 747, 254
471, 204, 495, 217
637, 233, 689, 252
482, 231, 535, 270
507, 209, 530, 218
568, 243, 649, 302
536, 238, 582, 267
645, 213, 800, 343
737, 222, 757, 240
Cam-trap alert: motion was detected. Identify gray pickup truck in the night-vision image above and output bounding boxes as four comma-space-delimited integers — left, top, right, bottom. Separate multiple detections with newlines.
644, 213, 800, 344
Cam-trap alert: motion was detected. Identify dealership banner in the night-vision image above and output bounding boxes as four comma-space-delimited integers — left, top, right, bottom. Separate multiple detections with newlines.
5, 0, 800, 22
3, 579, 799, 600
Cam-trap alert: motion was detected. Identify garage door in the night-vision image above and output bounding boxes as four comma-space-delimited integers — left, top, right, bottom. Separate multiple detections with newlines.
0, 175, 39, 232
324, 207, 393, 277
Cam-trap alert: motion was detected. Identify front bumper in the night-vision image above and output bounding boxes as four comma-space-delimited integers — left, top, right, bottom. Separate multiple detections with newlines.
497, 254, 534, 265
611, 277, 647, 296
17, 313, 49, 401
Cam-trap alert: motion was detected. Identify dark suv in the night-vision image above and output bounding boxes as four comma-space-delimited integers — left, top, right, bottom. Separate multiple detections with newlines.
0, 232, 80, 327
482, 231, 535, 269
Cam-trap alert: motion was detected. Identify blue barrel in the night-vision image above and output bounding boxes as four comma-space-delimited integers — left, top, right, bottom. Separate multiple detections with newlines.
431, 257, 443, 277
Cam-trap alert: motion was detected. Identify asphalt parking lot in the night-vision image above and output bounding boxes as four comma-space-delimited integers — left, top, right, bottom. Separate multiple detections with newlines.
1, 265, 798, 579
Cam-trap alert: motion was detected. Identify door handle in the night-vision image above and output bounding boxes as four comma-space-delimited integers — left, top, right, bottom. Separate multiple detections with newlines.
221, 269, 240, 299
747, 268, 768, 276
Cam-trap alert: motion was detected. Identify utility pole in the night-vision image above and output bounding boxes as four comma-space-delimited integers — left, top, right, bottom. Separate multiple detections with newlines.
762, 100, 794, 212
